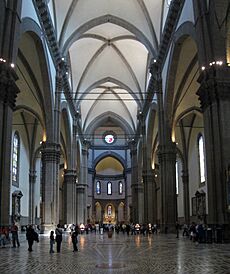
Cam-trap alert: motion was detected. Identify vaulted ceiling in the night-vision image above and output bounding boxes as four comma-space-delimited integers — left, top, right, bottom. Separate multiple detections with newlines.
48, 0, 170, 134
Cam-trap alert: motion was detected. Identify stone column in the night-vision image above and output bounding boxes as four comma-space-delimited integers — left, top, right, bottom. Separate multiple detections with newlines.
181, 169, 190, 225
197, 67, 230, 239
142, 169, 156, 224
138, 112, 156, 224
29, 170, 36, 224
41, 142, 60, 232
158, 143, 177, 233
76, 140, 90, 224
64, 169, 77, 225
0, 64, 19, 225
129, 140, 139, 222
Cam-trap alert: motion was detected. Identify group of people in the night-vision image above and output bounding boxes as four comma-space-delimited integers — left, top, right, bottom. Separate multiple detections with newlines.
0, 222, 80, 253
49, 224, 79, 253
0, 223, 20, 248
177, 221, 217, 243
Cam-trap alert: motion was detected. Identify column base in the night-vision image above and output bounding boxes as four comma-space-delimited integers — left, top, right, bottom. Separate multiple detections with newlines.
161, 223, 176, 234
40, 223, 56, 234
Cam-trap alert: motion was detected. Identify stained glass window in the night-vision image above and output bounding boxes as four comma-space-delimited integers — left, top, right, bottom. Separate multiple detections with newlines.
119, 181, 123, 194
96, 181, 101, 194
198, 135, 206, 184
107, 182, 112, 195
104, 134, 114, 144
12, 132, 20, 186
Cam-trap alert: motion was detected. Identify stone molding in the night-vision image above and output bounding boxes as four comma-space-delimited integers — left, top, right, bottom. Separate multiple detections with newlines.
34, 0, 77, 116
197, 67, 230, 110
0, 63, 19, 109
64, 169, 77, 184
157, 143, 177, 163
41, 142, 61, 163
158, 0, 184, 66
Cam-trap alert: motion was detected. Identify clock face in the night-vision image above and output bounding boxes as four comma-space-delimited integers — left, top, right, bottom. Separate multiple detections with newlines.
104, 134, 115, 144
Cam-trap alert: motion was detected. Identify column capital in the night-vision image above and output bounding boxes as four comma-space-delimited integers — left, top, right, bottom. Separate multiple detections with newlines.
142, 169, 155, 182
0, 63, 19, 108
64, 169, 77, 184
197, 67, 230, 110
29, 170, 37, 183
82, 139, 91, 154
41, 142, 61, 163
128, 139, 137, 154
157, 143, 177, 163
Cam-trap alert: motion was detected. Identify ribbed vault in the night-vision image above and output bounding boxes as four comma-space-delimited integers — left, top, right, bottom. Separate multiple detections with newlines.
48, 0, 170, 133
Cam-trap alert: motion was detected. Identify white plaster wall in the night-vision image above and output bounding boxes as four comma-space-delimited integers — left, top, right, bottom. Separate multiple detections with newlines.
162, 44, 172, 103
10, 129, 30, 218
177, 159, 184, 218
176, 0, 195, 32
21, 0, 41, 27
162, 0, 171, 30
188, 129, 208, 216
45, 40, 56, 102
21, 0, 56, 107
93, 150, 126, 162
34, 157, 41, 219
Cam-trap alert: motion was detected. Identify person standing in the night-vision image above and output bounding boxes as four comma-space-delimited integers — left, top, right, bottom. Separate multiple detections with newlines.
55, 224, 63, 253
49, 231, 55, 253
71, 226, 79, 252
26, 225, 37, 252
11, 223, 20, 248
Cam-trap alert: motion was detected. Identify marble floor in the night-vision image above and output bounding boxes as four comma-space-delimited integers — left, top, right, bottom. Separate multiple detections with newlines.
0, 232, 230, 274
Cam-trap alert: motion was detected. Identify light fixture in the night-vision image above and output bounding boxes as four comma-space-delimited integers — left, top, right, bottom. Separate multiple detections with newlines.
10, 63, 15, 68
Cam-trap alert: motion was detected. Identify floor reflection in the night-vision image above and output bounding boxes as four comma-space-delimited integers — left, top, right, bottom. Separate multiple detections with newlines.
0, 232, 230, 273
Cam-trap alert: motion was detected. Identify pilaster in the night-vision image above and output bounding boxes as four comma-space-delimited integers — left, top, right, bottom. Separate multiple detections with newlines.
181, 169, 190, 225
77, 140, 90, 224
197, 67, 230, 234
29, 170, 37, 224
0, 64, 19, 226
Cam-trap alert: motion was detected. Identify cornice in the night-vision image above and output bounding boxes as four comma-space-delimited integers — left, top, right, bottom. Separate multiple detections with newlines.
34, 0, 77, 117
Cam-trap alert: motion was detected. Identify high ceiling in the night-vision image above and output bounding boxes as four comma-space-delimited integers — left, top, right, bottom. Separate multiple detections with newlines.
48, 0, 170, 134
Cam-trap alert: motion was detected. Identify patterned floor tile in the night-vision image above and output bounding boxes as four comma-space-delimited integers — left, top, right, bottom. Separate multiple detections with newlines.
0, 232, 230, 273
